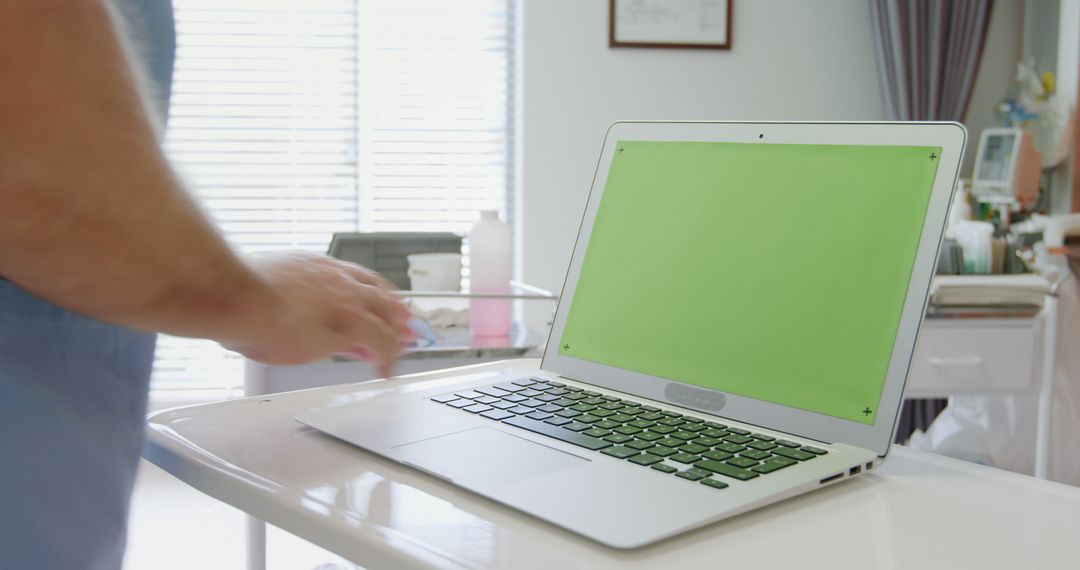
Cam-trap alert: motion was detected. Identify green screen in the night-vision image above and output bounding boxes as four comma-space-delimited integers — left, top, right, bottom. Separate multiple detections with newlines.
558, 141, 941, 424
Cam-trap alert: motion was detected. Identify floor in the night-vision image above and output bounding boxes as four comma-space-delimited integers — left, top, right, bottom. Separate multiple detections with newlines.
124, 459, 356, 570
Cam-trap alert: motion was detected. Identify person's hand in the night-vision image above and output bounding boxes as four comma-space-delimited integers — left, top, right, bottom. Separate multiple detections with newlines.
222, 251, 413, 375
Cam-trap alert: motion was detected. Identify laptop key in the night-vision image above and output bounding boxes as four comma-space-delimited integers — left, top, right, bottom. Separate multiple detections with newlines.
509, 379, 536, 387
569, 404, 596, 413
682, 423, 706, 432
509, 406, 535, 414
625, 440, 655, 451
474, 396, 500, 405
537, 404, 563, 413
604, 434, 634, 444
727, 457, 759, 469
724, 435, 752, 444
716, 443, 747, 454
590, 409, 616, 418
431, 394, 459, 404
519, 389, 543, 398
576, 414, 601, 424
629, 453, 663, 466
464, 404, 493, 414
556, 409, 582, 418
621, 407, 644, 416
594, 419, 621, 430
701, 428, 728, 438
447, 399, 473, 409
694, 459, 759, 481
700, 478, 730, 490
649, 445, 678, 457
650, 425, 678, 435
600, 446, 639, 459
613, 426, 642, 435
563, 385, 584, 392
772, 447, 816, 461
525, 411, 553, 421
481, 409, 515, 421
502, 416, 611, 451
741, 449, 771, 461
658, 418, 685, 427
651, 463, 678, 474
544, 417, 573, 426
609, 413, 634, 423
671, 453, 701, 464
752, 434, 776, 442
476, 387, 511, 398
801, 446, 828, 455
776, 439, 802, 448
520, 399, 546, 408
563, 393, 588, 401
703, 450, 734, 462
583, 428, 612, 438
693, 437, 721, 447
637, 432, 663, 442
454, 390, 484, 400
638, 412, 665, 421
680, 443, 708, 454
552, 398, 577, 407
752, 457, 798, 474
536, 394, 561, 402
546, 381, 565, 387
703, 421, 726, 429
547, 388, 570, 396
504, 394, 527, 403
657, 437, 685, 448
672, 431, 699, 441
726, 427, 751, 435
628, 420, 656, 429
675, 469, 706, 481
563, 421, 591, 432
747, 440, 777, 451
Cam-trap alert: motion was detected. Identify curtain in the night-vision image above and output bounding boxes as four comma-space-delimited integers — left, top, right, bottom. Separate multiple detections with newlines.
869, 0, 994, 442
870, 0, 994, 121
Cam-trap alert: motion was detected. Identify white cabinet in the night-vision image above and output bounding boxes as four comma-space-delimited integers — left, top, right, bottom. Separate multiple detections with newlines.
906, 317, 1042, 397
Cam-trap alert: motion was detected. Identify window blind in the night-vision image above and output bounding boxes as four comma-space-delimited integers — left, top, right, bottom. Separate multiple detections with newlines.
156, 0, 514, 389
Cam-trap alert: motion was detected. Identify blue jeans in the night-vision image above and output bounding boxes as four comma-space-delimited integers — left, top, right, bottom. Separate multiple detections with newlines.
0, 280, 156, 570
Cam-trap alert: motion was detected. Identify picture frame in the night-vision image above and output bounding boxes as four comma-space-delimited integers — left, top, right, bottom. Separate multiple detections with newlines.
610, 0, 732, 50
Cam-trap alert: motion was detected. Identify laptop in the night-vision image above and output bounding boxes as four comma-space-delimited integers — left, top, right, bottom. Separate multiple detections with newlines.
297, 121, 966, 548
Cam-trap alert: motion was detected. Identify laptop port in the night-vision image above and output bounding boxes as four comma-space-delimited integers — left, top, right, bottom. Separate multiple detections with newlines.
865, 461, 874, 470
849, 465, 862, 476
819, 473, 843, 484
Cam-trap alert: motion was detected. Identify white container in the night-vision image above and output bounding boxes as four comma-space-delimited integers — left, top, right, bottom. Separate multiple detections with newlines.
468, 210, 511, 337
953, 220, 995, 274
406, 253, 462, 291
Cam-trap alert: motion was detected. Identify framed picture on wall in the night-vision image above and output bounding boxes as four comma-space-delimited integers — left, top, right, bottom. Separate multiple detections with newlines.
610, 0, 732, 49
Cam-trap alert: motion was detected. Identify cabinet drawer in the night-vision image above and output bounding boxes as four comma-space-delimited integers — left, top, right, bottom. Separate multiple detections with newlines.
907, 322, 1038, 395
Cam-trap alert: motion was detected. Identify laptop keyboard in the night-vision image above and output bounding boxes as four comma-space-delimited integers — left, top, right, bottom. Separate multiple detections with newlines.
431, 377, 828, 490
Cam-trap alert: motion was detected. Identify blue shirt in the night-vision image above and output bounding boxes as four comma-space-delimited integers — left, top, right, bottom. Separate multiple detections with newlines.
0, 2, 174, 567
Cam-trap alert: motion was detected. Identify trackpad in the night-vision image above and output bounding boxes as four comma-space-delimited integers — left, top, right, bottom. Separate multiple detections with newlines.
395, 427, 588, 487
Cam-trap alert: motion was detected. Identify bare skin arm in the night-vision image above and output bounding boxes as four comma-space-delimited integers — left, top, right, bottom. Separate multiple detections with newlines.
0, 0, 410, 372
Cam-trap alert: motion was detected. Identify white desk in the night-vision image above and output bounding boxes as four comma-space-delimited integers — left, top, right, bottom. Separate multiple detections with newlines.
144, 360, 1080, 570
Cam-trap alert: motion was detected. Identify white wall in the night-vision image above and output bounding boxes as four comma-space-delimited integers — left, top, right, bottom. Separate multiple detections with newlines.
517, 0, 1022, 328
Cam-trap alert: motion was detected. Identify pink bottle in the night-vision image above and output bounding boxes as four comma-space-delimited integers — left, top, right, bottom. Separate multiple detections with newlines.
468, 210, 512, 337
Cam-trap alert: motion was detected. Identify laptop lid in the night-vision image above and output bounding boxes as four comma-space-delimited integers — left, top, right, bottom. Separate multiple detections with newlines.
541, 121, 965, 457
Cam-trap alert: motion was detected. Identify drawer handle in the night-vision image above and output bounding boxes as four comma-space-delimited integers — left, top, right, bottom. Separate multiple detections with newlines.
928, 356, 983, 367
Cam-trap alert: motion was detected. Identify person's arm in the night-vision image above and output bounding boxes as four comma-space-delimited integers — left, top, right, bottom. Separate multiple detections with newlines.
0, 0, 410, 371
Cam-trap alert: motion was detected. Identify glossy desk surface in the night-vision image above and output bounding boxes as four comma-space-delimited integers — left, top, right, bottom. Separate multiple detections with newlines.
145, 360, 1080, 570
